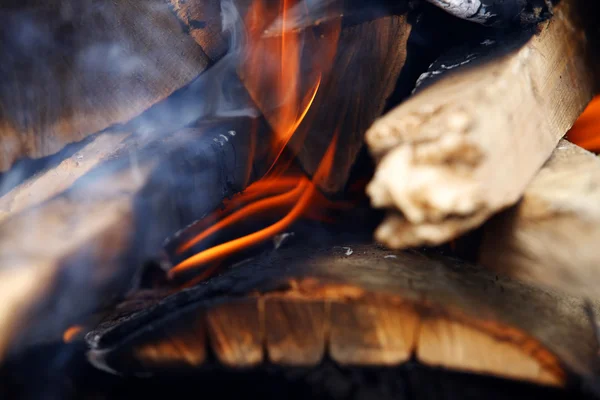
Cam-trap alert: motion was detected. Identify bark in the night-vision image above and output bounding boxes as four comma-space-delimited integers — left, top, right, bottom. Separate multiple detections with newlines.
84, 244, 600, 386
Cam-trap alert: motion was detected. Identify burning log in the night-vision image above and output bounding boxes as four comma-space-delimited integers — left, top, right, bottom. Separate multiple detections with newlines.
366, 0, 598, 249
0, 110, 274, 360
0, 8, 416, 360
0, 0, 218, 172
84, 244, 600, 387
479, 140, 600, 300
172, 0, 413, 193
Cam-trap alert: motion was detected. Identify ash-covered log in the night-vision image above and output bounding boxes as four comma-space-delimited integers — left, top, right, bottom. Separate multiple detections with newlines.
83, 243, 600, 388
366, 0, 599, 249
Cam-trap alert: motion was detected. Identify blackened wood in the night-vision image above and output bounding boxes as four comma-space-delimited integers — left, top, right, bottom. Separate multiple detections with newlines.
85, 244, 599, 386
0, 0, 216, 172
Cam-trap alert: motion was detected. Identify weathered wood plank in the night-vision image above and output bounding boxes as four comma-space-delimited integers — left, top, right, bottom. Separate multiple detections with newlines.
366, 0, 598, 248
479, 139, 600, 300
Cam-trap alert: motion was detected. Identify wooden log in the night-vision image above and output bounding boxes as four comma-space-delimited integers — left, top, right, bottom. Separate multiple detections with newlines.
85, 244, 600, 387
290, 15, 411, 193
0, 0, 219, 172
365, 0, 598, 249
0, 104, 274, 360
479, 140, 600, 300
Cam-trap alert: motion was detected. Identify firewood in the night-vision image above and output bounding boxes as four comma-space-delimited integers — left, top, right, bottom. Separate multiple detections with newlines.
85, 244, 600, 387
0, 0, 218, 172
366, 0, 598, 249
0, 108, 274, 360
240, 13, 412, 193
290, 15, 411, 193
479, 140, 600, 301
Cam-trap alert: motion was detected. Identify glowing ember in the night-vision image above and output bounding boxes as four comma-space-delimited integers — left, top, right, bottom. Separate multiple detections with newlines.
62, 325, 83, 343
568, 95, 600, 152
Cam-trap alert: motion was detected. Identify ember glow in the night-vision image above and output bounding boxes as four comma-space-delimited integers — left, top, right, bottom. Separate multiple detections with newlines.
62, 325, 83, 343
568, 95, 600, 152
169, 1, 343, 279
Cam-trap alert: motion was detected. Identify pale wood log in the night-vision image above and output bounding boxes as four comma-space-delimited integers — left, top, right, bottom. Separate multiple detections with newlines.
366, 0, 597, 248
0, 0, 218, 172
479, 139, 600, 300
86, 244, 600, 386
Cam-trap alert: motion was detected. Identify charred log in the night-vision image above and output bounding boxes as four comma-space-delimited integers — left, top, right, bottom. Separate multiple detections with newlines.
0, 82, 274, 359
82, 243, 600, 387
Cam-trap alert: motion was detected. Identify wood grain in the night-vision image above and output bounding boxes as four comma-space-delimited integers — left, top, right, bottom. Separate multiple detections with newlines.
366, 0, 598, 248
264, 298, 326, 366
206, 298, 263, 367
85, 245, 599, 386
0, 0, 215, 171
480, 139, 600, 300
329, 298, 419, 365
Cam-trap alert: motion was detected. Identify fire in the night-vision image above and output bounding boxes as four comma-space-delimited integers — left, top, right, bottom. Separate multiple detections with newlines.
568, 95, 600, 152
170, 135, 339, 278
169, 1, 343, 279
62, 325, 83, 343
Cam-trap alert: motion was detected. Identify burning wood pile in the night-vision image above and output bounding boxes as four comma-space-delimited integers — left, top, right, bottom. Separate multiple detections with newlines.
1, 0, 600, 398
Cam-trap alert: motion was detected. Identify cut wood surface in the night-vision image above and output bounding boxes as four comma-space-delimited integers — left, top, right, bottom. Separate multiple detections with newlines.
85, 243, 600, 387
366, 0, 598, 249
480, 139, 600, 300
0, 0, 216, 172
0, 110, 273, 361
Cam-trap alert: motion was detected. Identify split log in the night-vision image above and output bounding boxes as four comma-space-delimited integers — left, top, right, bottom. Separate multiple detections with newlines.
0, 0, 220, 172
85, 243, 600, 387
366, 0, 598, 249
0, 93, 274, 361
479, 140, 600, 300
289, 15, 411, 193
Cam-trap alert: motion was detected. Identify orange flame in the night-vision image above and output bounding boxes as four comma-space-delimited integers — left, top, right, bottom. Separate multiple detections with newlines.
170, 134, 339, 278
62, 325, 83, 343
169, 1, 343, 280
240, 0, 341, 168
568, 96, 600, 152
169, 0, 344, 279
